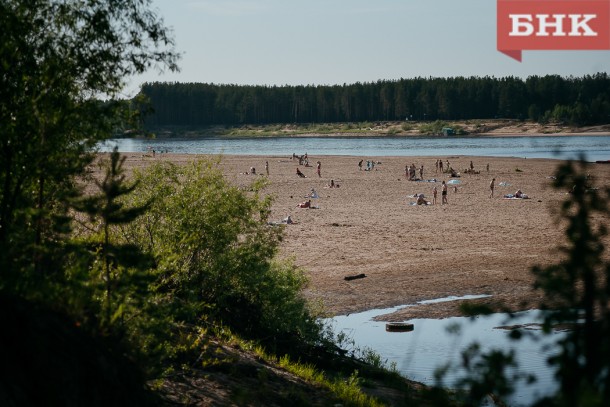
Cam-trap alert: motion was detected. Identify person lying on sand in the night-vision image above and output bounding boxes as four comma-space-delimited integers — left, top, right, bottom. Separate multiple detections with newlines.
297, 199, 311, 208
296, 168, 306, 178
503, 190, 530, 199
268, 214, 297, 225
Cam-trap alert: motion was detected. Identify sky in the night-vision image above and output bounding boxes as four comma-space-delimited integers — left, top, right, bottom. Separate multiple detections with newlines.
124, 0, 610, 97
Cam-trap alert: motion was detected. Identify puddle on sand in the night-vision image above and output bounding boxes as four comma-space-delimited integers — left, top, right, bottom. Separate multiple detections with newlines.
326, 295, 563, 406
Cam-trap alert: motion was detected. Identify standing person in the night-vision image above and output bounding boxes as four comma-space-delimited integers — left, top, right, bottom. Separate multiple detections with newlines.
358, 159, 363, 171
435, 159, 439, 174
439, 159, 444, 173
405, 165, 409, 178
265, 161, 269, 176
441, 181, 448, 205
489, 178, 496, 198
419, 165, 424, 180
486, 163, 490, 173
432, 186, 438, 205
316, 161, 321, 177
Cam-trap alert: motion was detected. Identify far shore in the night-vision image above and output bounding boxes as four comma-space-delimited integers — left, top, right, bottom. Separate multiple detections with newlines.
141, 120, 610, 139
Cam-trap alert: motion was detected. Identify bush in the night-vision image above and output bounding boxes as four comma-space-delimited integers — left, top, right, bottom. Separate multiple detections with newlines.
119, 158, 324, 351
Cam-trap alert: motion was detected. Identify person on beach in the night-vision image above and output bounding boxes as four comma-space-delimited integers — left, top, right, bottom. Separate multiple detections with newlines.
250, 167, 256, 175
416, 193, 429, 205
296, 167, 306, 178
439, 159, 444, 173
514, 189, 528, 198
405, 165, 409, 178
316, 161, 321, 177
419, 165, 424, 180
326, 179, 338, 188
486, 163, 490, 173
489, 178, 496, 198
265, 161, 269, 176
441, 181, 448, 204
358, 160, 363, 170
297, 199, 311, 208
435, 159, 439, 174
432, 186, 438, 205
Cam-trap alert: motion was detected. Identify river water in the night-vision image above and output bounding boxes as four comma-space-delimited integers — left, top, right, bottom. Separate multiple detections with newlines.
326, 300, 563, 406
100, 134, 610, 161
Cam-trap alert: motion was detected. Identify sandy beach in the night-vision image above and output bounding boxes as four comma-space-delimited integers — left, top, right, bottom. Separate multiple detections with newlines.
117, 152, 610, 321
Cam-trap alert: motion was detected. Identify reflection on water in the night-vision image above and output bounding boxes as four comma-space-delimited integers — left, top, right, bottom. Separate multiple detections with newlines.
98, 135, 610, 161
326, 298, 563, 406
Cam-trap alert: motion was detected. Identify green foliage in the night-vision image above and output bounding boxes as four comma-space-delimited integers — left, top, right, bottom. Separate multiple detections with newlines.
453, 344, 526, 405
0, 0, 178, 402
277, 355, 385, 407
140, 73, 610, 127
0, 0, 178, 291
120, 158, 323, 351
72, 147, 153, 329
530, 159, 610, 405
419, 120, 449, 135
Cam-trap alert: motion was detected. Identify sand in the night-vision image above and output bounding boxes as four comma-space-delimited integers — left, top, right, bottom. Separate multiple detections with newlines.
116, 152, 610, 321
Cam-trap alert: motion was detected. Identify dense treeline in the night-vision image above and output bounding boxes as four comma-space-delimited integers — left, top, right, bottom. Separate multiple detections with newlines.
140, 74, 610, 127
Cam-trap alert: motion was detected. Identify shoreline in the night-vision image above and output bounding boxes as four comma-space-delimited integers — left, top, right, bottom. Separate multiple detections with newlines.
142, 120, 610, 139
114, 153, 610, 320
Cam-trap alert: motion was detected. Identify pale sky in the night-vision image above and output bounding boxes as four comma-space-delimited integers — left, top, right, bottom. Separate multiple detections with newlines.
124, 0, 610, 97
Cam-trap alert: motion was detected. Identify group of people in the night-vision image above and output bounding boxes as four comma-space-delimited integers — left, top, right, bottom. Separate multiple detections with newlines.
244, 161, 270, 176
434, 159, 460, 178
405, 163, 424, 181
292, 152, 311, 166
358, 159, 378, 171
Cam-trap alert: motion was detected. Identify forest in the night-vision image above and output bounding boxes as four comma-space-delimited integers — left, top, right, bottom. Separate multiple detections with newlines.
139, 74, 610, 128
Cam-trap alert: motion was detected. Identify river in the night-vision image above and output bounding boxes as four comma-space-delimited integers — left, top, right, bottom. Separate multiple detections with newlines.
100, 134, 610, 161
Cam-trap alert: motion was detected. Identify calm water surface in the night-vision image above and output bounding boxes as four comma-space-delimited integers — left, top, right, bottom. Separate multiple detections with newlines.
326, 300, 563, 406
100, 135, 610, 161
